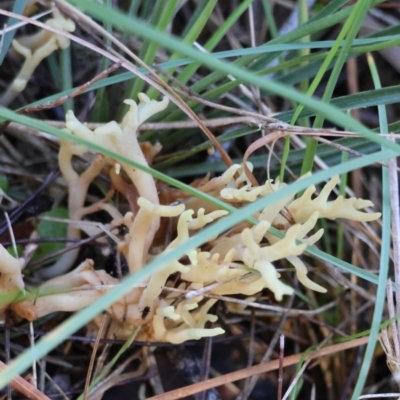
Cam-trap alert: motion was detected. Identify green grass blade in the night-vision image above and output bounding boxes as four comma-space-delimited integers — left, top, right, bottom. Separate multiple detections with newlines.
351, 52, 390, 399
176, 0, 255, 86
260, 0, 278, 39
146, 0, 218, 99
308, 0, 350, 22
90, 0, 112, 121
275, 85, 400, 122
121, 0, 180, 107
60, 47, 74, 113
121, 0, 141, 44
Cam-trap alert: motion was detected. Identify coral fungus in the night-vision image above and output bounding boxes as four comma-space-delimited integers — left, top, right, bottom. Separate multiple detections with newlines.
1, 94, 381, 344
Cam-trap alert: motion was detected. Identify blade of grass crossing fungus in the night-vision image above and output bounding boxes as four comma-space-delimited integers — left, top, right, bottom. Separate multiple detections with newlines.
350, 53, 390, 399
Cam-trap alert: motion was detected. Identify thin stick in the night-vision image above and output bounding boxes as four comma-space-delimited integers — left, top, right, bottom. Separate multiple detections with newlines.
387, 279, 400, 356
196, 337, 213, 400
239, 309, 256, 400
83, 313, 109, 400
38, 367, 70, 400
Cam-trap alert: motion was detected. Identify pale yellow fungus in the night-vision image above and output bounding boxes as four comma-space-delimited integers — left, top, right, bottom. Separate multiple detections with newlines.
0, 245, 25, 318
0, 92, 382, 343
221, 184, 264, 202
65, 94, 169, 274
124, 198, 185, 273
288, 175, 381, 223
38, 141, 105, 278
187, 208, 228, 230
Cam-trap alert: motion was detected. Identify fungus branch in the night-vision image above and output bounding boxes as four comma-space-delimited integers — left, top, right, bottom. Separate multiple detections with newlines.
0, 245, 25, 317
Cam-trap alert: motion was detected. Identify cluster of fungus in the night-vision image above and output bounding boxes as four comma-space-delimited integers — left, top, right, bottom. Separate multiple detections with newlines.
0, 95, 381, 344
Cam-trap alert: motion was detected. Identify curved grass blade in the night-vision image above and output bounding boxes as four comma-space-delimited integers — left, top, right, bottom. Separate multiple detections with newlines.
350, 52, 390, 399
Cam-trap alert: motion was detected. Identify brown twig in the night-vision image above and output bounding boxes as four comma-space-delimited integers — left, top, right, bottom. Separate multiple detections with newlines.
83, 313, 109, 400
